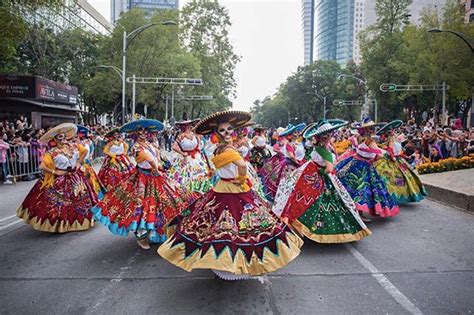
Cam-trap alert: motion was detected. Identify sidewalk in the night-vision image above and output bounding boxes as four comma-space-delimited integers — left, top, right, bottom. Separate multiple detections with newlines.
420, 168, 474, 212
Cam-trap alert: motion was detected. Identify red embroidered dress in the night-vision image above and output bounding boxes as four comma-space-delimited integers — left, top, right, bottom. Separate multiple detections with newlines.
17, 145, 97, 233
92, 141, 194, 242
158, 148, 303, 276
97, 140, 134, 191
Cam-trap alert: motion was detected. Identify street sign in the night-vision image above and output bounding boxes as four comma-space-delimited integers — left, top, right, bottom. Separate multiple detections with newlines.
379, 83, 397, 92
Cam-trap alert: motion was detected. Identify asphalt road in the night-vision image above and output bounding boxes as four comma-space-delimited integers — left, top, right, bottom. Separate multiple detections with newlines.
0, 179, 473, 315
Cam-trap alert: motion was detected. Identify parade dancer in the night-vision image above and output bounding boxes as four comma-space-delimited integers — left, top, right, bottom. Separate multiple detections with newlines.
273, 120, 371, 243
373, 120, 427, 204
17, 123, 97, 233
158, 111, 303, 280
169, 119, 212, 195
259, 123, 306, 201
249, 125, 272, 171
97, 128, 134, 191
91, 119, 194, 250
77, 125, 106, 199
336, 118, 399, 219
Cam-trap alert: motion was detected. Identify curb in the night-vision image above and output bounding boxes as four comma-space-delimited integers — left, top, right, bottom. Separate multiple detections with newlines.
423, 184, 474, 213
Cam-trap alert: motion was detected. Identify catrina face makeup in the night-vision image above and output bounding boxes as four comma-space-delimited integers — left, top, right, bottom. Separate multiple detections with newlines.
137, 128, 147, 140
217, 122, 234, 144
55, 133, 66, 144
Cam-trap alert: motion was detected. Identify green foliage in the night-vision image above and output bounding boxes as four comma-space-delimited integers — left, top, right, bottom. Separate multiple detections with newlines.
251, 60, 362, 127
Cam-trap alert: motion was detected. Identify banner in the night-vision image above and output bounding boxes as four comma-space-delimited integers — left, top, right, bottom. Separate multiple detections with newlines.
0, 75, 35, 98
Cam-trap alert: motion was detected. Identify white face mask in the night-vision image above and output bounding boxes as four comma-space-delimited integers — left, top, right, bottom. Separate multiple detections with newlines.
217, 122, 234, 143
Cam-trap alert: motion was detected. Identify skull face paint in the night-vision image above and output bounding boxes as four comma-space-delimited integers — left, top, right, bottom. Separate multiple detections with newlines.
217, 122, 234, 144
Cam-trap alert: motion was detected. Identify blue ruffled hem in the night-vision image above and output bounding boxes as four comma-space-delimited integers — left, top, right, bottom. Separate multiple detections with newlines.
91, 205, 166, 242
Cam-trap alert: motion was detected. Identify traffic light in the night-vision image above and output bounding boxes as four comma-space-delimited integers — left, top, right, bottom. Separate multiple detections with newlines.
379, 83, 397, 92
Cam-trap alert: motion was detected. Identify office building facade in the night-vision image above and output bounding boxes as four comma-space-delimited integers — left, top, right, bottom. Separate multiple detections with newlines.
111, 0, 179, 24
312, 0, 355, 65
302, 0, 315, 66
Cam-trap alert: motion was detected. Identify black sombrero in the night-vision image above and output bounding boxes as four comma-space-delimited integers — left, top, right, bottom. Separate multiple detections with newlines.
105, 127, 120, 138
376, 120, 403, 135
193, 110, 252, 135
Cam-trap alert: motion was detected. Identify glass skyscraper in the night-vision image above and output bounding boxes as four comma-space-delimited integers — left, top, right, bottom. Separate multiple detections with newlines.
111, 0, 179, 24
313, 0, 354, 65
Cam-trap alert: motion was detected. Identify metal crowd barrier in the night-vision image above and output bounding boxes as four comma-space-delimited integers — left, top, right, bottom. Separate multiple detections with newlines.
4, 143, 46, 182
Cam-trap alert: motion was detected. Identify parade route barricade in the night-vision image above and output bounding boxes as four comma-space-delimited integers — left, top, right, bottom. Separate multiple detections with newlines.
420, 168, 474, 212
4, 143, 46, 183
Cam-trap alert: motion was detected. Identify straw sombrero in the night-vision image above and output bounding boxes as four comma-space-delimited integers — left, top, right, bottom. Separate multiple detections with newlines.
376, 120, 403, 135
304, 119, 348, 139
175, 119, 201, 127
278, 123, 306, 137
120, 119, 164, 133
351, 118, 380, 129
40, 123, 77, 143
193, 110, 251, 135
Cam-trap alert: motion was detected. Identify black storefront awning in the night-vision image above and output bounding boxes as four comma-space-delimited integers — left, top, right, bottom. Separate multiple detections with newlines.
0, 97, 81, 112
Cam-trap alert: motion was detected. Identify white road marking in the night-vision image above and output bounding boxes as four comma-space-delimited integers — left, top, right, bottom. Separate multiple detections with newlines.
344, 243, 423, 315
0, 214, 17, 223
88, 251, 139, 313
0, 219, 21, 231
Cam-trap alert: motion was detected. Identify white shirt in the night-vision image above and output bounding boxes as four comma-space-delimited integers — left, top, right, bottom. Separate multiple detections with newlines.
180, 136, 198, 151
110, 142, 125, 155
217, 163, 238, 179
53, 149, 79, 170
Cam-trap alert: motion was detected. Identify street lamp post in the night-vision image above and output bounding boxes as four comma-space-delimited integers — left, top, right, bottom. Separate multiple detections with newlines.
306, 92, 328, 119
121, 21, 177, 124
428, 28, 474, 53
337, 74, 375, 121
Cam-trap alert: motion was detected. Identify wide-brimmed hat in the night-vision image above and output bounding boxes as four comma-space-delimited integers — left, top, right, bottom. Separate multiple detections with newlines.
303, 119, 348, 139
351, 118, 380, 129
253, 124, 266, 131
301, 122, 317, 136
77, 125, 90, 137
193, 110, 252, 135
105, 127, 120, 138
175, 119, 200, 128
120, 119, 164, 133
278, 123, 306, 137
40, 123, 77, 143
376, 119, 403, 135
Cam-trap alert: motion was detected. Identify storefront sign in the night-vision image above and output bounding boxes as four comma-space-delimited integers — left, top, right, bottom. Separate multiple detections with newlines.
0, 76, 35, 98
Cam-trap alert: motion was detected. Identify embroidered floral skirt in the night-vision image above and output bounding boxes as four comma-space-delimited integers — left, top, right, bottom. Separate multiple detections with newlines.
17, 171, 97, 233
158, 190, 303, 276
91, 167, 193, 243
82, 163, 107, 200
374, 156, 427, 204
336, 156, 399, 217
168, 154, 212, 195
258, 155, 298, 201
273, 161, 371, 243
98, 155, 134, 191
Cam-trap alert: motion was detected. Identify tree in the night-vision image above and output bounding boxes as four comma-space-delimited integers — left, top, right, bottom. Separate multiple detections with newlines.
180, 0, 240, 117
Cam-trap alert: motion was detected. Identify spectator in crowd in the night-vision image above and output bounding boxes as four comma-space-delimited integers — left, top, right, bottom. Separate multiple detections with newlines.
0, 131, 12, 184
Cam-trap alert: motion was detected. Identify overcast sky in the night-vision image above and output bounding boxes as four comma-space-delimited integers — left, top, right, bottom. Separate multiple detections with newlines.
88, 0, 303, 111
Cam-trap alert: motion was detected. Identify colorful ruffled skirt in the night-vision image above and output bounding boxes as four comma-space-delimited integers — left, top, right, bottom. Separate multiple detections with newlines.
158, 189, 303, 276
258, 154, 299, 201
17, 171, 97, 233
336, 155, 399, 217
169, 154, 212, 195
273, 162, 371, 243
82, 162, 106, 200
374, 156, 427, 204
98, 155, 134, 191
91, 167, 193, 243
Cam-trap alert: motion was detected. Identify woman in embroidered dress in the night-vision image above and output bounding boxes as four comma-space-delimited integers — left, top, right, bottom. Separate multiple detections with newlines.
91, 119, 194, 250
234, 124, 267, 201
258, 123, 306, 201
158, 111, 303, 280
17, 123, 97, 233
169, 119, 212, 195
373, 120, 427, 204
97, 128, 134, 191
76, 125, 106, 199
336, 119, 399, 219
273, 120, 371, 243
249, 125, 272, 171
